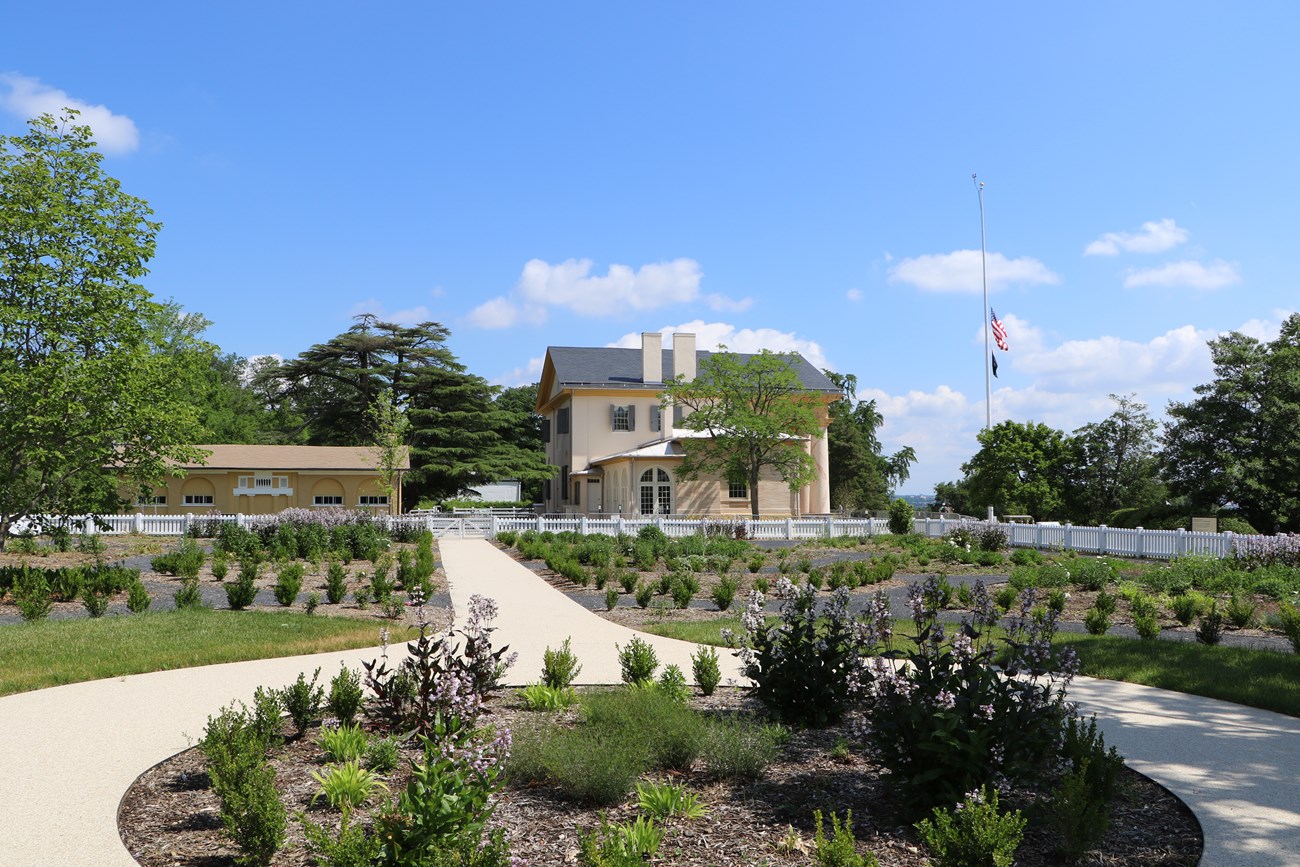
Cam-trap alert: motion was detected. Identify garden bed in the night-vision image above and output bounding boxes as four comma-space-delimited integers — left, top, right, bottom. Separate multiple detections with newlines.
118, 686, 1201, 866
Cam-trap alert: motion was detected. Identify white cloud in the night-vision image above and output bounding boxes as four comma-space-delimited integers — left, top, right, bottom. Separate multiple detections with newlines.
846, 288, 863, 302
608, 320, 832, 371
467, 296, 527, 329
0, 74, 139, 154
1123, 259, 1241, 290
346, 299, 433, 325
492, 355, 544, 387
1085, 218, 1189, 256
887, 250, 1060, 293
466, 257, 748, 327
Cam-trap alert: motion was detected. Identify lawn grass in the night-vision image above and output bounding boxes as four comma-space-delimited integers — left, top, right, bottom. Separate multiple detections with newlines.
1056, 631, 1300, 718
644, 614, 1300, 718
0, 609, 391, 697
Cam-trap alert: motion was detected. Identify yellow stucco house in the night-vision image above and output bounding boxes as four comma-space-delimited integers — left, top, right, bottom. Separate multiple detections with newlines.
131, 445, 408, 516
536, 332, 837, 517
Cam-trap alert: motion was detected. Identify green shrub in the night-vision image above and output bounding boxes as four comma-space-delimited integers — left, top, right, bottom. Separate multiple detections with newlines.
280, 668, 324, 737
543, 637, 583, 689
325, 561, 348, 604
748, 554, 765, 574
544, 727, 648, 805
636, 780, 707, 820
126, 579, 152, 613
616, 636, 658, 685
364, 736, 400, 773
81, 580, 111, 618
579, 814, 663, 865
225, 561, 259, 610
1196, 604, 1225, 645
657, 664, 690, 704
670, 573, 699, 608
1073, 557, 1117, 591
582, 688, 705, 772
1171, 591, 1209, 626
212, 554, 229, 580
14, 571, 52, 622
495, 530, 518, 548
813, 809, 876, 867
1046, 588, 1067, 614
1134, 612, 1162, 639
328, 664, 364, 725
634, 582, 654, 608
887, 498, 914, 535
1278, 601, 1300, 654
175, 578, 205, 610
1128, 590, 1159, 620
223, 762, 287, 866
1049, 717, 1124, 860
1084, 606, 1111, 635
691, 645, 722, 696
273, 563, 304, 606
914, 787, 1025, 867
604, 586, 619, 611
300, 814, 382, 867
1225, 592, 1257, 628
711, 575, 738, 611
993, 586, 1017, 612
1010, 548, 1043, 567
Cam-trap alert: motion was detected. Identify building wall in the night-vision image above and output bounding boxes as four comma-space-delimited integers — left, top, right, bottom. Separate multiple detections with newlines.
132, 470, 397, 515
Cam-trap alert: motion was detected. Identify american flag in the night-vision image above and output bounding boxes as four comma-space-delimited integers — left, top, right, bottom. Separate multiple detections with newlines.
991, 308, 1009, 352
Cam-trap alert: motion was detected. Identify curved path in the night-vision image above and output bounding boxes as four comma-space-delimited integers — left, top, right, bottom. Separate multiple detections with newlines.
0, 538, 1295, 865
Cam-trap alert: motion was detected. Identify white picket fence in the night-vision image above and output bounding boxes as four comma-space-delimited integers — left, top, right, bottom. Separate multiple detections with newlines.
19, 512, 1273, 561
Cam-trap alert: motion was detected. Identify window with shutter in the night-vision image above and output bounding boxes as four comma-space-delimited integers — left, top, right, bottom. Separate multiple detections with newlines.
557, 407, 570, 435
650, 405, 661, 432
542, 419, 551, 443
611, 404, 633, 431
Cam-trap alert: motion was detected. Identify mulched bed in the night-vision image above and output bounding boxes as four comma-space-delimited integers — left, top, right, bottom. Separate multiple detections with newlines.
118, 688, 1201, 866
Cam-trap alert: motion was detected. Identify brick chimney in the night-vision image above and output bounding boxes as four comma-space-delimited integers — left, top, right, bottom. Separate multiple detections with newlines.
641, 331, 662, 383
673, 332, 696, 382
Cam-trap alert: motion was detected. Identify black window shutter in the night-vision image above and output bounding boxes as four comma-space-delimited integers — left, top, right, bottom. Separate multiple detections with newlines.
628, 405, 636, 431
542, 419, 551, 443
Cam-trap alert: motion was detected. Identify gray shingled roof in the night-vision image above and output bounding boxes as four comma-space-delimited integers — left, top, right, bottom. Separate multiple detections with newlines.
547, 347, 839, 392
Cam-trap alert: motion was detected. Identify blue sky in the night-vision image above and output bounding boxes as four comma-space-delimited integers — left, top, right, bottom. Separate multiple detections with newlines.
3, 3, 1297, 494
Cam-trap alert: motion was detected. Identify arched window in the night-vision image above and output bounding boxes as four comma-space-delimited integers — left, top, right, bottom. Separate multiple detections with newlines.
639, 467, 673, 515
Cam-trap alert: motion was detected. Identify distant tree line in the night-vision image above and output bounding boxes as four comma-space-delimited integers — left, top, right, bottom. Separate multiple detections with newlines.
934, 313, 1300, 534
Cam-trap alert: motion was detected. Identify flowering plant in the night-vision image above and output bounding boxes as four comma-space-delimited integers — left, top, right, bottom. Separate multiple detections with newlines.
851, 577, 1077, 813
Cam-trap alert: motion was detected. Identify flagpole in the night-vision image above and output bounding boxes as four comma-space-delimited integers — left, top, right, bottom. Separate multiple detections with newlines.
974, 174, 991, 430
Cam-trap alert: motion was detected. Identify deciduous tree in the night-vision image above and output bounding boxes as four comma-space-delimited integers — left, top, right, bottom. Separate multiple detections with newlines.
960, 420, 1076, 521
0, 111, 206, 546
661, 349, 825, 517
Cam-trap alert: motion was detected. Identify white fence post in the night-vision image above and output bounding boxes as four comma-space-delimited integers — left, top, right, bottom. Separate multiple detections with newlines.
1064, 523, 1073, 550
490, 515, 499, 539
785, 517, 794, 540
1099, 525, 1108, 555
825, 515, 834, 538
536, 515, 544, 533
133, 513, 145, 534
1175, 527, 1186, 557
579, 515, 588, 536
1135, 527, 1145, 558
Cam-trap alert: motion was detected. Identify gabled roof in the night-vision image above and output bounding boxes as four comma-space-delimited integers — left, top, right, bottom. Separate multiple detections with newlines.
543, 347, 839, 393
175, 445, 408, 472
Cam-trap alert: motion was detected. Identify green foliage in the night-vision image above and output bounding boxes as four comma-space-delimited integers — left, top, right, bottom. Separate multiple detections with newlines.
1134, 612, 1162, 640
152, 539, 206, 578
174, 578, 205, 610
312, 759, 388, 812
704, 716, 785, 781
273, 562, 304, 606
301, 813, 383, 867
635, 582, 654, 608
305, 592, 320, 615
1010, 548, 1043, 567
636, 780, 707, 819
914, 788, 1026, 867
711, 574, 738, 610
1084, 606, 1111, 635
604, 585, 619, 611
225, 561, 259, 610
14, 570, 52, 622
616, 636, 659, 685
1073, 557, 1117, 590
519, 683, 578, 710
733, 582, 863, 726
691, 645, 722, 696
888, 498, 915, 535
0, 112, 207, 550
578, 814, 663, 866
280, 668, 325, 737
812, 809, 877, 867
533, 727, 648, 805
657, 663, 690, 703
961, 420, 1076, 521
1278, 601, 1300, 654
365, 736, 401, 774
1197, 604, 1225, 645
326, 560, 349, 604
1171, 591, 1209, 625
1162, 316, 1300, 533
1049, 716, 1125, 860
319, 723, 369, 763
328, 664, 365, 726
1225, 592, 1257, 628
542, 637, 583, 689
662, 349, 824, 516
223, 762, 288, 867
126, 579, 152, 613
